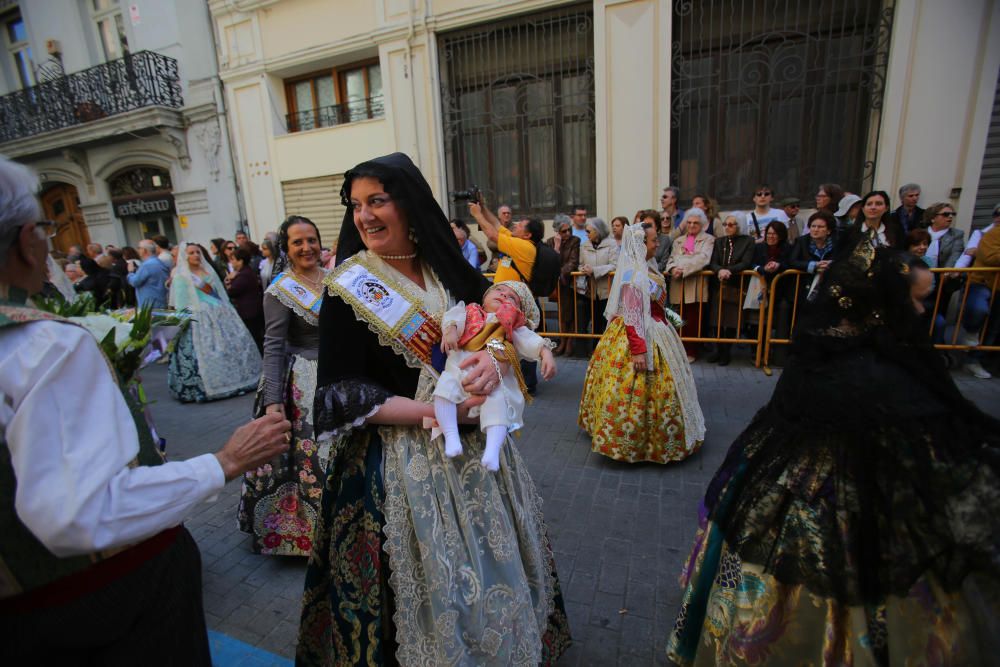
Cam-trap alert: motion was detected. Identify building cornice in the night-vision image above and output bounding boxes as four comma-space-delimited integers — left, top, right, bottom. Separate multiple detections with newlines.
0, 107, 186, 160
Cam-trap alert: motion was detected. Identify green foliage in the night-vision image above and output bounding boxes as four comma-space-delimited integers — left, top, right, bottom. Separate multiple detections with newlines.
33, 292, 98, 317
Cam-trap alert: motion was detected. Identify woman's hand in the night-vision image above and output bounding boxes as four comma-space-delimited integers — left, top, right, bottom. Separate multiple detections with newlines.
631, 353, 648, 372
539, 347, 557, 380
581, 264, 593, 276
456, 396, 487, 424
764, 260, 780, 273
460, 350, 508, 395
264, 403, 285, 418
816, 260, 831, 273
718, 268, 732, 281
671, 267, 684, 279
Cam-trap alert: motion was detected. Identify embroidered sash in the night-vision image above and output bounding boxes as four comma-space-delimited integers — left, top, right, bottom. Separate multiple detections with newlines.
325, 256, 442, 371
268, 272, 324, 325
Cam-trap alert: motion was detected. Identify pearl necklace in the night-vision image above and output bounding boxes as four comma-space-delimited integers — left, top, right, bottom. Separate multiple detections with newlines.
291, 268, 323, 291
373, 251, 417, 260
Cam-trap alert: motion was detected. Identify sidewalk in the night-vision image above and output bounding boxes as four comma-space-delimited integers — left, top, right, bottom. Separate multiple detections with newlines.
142, 356, 1000, 665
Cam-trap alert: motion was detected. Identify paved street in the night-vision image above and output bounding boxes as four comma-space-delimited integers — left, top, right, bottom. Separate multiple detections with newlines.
144, 354, 1000, 666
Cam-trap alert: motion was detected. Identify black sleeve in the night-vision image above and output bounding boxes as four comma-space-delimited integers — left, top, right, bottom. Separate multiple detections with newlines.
313, 291, 420, 439
786, 238, 811, 272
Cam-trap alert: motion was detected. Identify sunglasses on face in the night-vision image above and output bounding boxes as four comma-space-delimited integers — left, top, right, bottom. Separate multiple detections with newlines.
939, 212, 956, 218
559, 228, 571, 234
754, 191, 772, 197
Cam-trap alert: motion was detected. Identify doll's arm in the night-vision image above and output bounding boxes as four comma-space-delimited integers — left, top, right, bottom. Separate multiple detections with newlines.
441, 301, 467, 353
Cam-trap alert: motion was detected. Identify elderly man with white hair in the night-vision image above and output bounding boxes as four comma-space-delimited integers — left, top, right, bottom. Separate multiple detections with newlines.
0, 156, 291, 663
126, 238, 171, 308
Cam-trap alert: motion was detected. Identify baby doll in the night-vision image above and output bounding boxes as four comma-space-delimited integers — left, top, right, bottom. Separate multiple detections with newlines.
433, 280, 556, 471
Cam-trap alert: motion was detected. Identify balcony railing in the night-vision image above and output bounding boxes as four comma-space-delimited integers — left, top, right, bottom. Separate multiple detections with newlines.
286, 96, 384, 133
0, 50, 183, 144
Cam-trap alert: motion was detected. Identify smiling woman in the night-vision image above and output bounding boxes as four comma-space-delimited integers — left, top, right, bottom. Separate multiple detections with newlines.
237, 215, 329, 556
297, 153, 571, 665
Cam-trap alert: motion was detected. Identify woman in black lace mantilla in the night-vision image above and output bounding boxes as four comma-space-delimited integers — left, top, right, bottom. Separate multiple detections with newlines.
667, 240, 1000, 666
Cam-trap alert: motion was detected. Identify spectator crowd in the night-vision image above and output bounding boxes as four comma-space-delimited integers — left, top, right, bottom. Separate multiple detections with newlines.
447, 182, 1000, 379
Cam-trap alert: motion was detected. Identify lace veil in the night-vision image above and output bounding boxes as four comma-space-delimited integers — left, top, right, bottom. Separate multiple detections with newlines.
604, 223, 653, 367
169, 242, 230, 311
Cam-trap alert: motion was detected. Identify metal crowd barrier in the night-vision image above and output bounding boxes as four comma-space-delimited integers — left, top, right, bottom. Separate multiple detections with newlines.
761, 266, 1000, 371
516, 270, 770, 368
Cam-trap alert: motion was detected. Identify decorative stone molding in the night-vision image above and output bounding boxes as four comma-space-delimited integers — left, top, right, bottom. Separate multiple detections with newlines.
193, 120, 222, 182
61, 149, 94, 196
157, 127, 191, 170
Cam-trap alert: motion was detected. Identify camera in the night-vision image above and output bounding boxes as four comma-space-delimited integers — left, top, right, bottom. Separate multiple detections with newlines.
449, 185, 481, 204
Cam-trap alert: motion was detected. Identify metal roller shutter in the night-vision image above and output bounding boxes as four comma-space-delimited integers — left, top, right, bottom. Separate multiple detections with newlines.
281, 174, 346, 248
972, 69, 1000, 230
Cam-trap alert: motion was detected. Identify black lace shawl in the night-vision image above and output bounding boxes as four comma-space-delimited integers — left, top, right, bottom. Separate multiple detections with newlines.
704, 248, 1000, 605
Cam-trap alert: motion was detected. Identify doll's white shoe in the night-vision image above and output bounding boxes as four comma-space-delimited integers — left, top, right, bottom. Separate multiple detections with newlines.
444, 436, 463, 458
481, 449, 501, 472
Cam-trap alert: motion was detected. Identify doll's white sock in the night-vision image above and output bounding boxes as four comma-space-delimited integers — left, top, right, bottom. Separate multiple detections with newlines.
434, 397, 463, 458
481, 425, 508, 472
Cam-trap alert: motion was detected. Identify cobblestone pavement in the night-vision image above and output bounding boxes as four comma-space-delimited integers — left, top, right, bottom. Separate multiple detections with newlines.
143, 354, 1000, 666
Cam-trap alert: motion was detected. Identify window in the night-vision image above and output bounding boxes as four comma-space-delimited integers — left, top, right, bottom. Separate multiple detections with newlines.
670, 0, 893, 207
5, 14, 33, 89
285, 60, 384, 132
438, 6, 595, 217
92, 0, 129, 62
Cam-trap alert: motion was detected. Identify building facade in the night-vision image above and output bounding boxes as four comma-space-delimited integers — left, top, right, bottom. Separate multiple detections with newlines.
0, 0, 244, 252
208, 0, 1000, 245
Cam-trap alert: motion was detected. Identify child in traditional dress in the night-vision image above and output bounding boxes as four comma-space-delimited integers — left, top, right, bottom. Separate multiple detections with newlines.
434, 280, 556, 471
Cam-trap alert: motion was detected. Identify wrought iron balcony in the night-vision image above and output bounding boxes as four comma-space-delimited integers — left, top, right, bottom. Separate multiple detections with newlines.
0, 50, 183, 144
286, 96, 384, 133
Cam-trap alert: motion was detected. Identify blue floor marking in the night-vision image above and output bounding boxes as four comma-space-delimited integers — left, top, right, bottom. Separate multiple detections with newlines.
208, 630, 294, 666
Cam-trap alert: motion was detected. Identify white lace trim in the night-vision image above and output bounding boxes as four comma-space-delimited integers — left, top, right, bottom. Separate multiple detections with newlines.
650, 320, 706, 449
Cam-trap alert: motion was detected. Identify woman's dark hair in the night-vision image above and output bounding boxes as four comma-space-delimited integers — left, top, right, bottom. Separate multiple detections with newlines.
150, 234, 170, 251
906, 228, 932, 249
818, 183, 845, 212
611, 215, 629, 230
107, 247, 123, 260
122, 246, 140, 261
336, 153, 488, 304
854, 191, 891, 227
233, 246, 253, 264
637, 209, 662, 233
807, 210, 836, 232
765, 220, 788, 245
450, 218, 471, 235
240, 240, 260, 257
210, 237, 226, 257
274, 215, 321, 276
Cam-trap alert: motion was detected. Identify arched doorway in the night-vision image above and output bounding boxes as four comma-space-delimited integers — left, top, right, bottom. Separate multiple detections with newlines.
41, 183, 89, 254
108, 166, 178, 246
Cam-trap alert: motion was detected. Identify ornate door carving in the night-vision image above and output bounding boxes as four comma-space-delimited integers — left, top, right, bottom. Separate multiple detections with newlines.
41, 183, 89, 254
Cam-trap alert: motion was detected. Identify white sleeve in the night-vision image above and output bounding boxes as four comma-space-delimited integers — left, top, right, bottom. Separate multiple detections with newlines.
442, 301, 468, 334
955, 230, 981, 269
0, 321, 225, 557
743, 212, 757, 238
511, 326, 546, 360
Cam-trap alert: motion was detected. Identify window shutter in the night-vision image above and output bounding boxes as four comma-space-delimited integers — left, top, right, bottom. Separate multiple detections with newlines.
281, 174, 346, 246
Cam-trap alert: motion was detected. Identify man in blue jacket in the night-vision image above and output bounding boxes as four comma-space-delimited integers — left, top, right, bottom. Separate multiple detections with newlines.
127, 239, 170, 308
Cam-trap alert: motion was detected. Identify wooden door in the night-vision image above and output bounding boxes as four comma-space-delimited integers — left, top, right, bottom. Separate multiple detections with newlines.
41, 183, 89, 254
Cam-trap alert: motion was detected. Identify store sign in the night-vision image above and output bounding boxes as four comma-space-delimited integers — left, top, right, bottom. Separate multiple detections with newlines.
113, 193, 175, 218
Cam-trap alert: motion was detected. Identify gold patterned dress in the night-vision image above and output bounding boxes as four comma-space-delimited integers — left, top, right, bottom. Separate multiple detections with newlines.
578, 267, 705, 463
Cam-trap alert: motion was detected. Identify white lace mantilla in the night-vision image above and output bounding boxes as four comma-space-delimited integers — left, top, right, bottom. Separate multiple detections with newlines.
649, 321, 706, 449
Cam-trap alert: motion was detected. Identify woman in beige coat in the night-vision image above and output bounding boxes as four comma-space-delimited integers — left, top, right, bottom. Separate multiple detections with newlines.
665, 208, 715, 360
575, 217, 619, 351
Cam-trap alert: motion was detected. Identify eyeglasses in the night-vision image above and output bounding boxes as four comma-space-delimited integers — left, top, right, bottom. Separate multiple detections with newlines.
754, 191, 772, 197
558, 228, 571, 234
939, 211, 956, 218
723, 222, 739, 227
